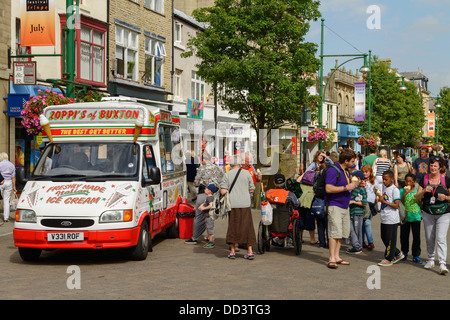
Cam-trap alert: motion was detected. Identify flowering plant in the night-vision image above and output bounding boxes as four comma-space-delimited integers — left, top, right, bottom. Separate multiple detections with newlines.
412, 138, 423, 149
431, 143, 442, 152
357, 133, 377, 147
20, 89, 74, 135
307, 128, 328, 143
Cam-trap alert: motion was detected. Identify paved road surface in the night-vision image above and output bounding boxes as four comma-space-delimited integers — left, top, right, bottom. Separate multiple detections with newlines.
0, 209, 448, 302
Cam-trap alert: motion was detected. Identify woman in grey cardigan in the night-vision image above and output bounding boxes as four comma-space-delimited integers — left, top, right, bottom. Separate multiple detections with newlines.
220, 155, 256, 259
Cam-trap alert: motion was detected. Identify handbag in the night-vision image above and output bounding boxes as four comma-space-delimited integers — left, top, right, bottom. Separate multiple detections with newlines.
424, 202, 449, 215
398, 202, 408, 224
310, 197, 325, 219
363, 204, 371, 220
10, 191, 18, 211
301, 170, 316, 186
211, 169, 242, 219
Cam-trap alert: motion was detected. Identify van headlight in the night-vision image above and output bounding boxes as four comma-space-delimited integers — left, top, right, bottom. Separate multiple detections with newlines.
16, 209, 37, 223
100, 209, 133, 223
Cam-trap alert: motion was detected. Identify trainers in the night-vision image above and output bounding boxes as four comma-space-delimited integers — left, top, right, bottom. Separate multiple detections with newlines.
439, 264, 448, 275
412, 256, 423, 264
424, 260, 435, 269
367, 243, 375, 250
184, 238, 197, 245
392, 252, 405, 264
203, 242, 215, 249
347, 248, 362, 254
378, 259, 393, 267
401, 254, 408, 261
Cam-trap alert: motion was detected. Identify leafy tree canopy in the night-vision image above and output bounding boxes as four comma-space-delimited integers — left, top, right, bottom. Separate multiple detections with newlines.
182, 0, 322, 131
437, 87, 450, 152
358, 57, 425, 147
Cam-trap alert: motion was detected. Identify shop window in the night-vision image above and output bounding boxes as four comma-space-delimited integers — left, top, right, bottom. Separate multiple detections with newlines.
158, 125, 183, 174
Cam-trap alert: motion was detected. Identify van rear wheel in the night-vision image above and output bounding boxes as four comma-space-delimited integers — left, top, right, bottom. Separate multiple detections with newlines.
127, 220, 150, 261
18, 248, 42, 261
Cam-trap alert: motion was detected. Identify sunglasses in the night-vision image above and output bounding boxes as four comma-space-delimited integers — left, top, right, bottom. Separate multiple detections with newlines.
430, 156, 441, 161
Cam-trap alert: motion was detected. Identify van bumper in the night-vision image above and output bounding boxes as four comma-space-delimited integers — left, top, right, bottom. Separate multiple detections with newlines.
13, 227, 141, 249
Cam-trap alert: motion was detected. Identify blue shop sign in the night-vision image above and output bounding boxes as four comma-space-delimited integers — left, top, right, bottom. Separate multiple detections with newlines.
337, 123, 361, 139
7, 93, 29, 117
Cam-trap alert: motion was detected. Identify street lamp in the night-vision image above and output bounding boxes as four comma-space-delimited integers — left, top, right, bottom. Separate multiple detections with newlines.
318, 18, 370, 149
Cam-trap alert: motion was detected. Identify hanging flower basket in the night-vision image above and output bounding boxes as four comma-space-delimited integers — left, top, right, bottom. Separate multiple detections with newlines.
307, 128, 328, 144
357, 133, 377, 147
412, 138, 423, 149
431, 143, 442, 152
20, 89, 75, 136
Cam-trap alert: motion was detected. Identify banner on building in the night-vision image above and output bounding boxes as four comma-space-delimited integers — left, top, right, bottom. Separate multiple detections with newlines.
187, 98, 204, 119
20, 0, 55, 46
354, 82, 366, 121
428, 112, 435, 137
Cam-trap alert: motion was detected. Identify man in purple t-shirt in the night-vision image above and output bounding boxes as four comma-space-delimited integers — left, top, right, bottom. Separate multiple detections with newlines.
325, 149, 360, 269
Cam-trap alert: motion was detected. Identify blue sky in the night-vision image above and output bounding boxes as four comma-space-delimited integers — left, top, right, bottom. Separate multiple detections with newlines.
305, 0, 450, 96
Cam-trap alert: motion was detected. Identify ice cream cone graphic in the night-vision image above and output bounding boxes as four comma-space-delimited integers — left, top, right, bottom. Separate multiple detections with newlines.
40, 114, 53, 143
134, 112, 145, 142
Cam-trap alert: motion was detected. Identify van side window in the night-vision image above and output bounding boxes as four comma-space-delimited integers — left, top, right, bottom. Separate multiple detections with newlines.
143, 145, 156, 179
158, 125, 183, 174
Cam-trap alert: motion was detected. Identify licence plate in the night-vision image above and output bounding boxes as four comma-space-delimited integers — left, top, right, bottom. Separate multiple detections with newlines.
48, 232, 84, 242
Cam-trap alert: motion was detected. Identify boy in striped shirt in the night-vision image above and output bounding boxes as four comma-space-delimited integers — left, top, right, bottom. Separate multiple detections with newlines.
347, 171, 367, 254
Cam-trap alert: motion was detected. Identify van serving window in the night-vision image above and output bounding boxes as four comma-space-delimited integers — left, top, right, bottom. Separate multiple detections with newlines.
158, 125, 183, 174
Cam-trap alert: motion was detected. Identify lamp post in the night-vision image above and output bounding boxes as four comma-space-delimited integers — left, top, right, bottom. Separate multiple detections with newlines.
318, 18, 370, 149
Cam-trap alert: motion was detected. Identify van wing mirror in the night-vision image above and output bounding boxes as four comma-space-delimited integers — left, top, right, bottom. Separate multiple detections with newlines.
16, 167, 28, 185
145, 167, 161, 185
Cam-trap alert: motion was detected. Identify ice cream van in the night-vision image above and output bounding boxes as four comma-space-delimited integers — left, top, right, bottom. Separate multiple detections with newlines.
13, 97, 194, 261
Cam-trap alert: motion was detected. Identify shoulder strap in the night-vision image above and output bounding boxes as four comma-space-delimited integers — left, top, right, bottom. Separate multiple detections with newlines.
441, 174, 446, 189
229, 169, 242, 194
330, 164, 341, 184
424, 174, 429, 186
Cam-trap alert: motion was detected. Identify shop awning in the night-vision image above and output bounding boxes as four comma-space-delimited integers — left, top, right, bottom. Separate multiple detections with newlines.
5, 81, 62, 117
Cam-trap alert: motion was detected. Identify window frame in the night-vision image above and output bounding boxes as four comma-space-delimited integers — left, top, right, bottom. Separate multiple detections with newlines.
115, 26, 139, 81
144, 37, 166, 87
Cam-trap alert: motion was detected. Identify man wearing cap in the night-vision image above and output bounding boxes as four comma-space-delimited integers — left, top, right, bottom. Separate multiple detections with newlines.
324, 149, 360, 268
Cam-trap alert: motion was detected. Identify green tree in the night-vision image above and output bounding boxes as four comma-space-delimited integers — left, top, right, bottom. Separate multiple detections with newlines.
358, 57, 425, 147
182, 0, 321, 164
437, 87, 450, 152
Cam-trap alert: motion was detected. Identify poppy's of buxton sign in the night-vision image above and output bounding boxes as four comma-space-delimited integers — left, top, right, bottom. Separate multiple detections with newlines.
20, 0, 55, 46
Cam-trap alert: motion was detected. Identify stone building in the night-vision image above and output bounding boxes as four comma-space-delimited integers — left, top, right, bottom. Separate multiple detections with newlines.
0, 0, 11, 155
323, 60, 363, 152
108, 0, 173, 106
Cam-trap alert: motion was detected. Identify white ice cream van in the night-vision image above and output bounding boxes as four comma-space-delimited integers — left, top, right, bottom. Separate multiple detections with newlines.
14, 98, 194, 261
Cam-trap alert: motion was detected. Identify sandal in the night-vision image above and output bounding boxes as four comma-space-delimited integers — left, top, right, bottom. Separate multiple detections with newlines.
227, 253, 236, 259
336, 259, 350, 265
244, 253, 254, 260
327, 261, 338, 269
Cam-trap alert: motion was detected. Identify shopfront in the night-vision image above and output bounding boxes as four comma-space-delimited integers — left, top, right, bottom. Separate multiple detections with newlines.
6, 81, 63, 182
337, 123, 361, 153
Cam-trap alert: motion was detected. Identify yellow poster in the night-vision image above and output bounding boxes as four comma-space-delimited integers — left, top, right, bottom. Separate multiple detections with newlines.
428, 112, 435, 137
20, 0, 55, 46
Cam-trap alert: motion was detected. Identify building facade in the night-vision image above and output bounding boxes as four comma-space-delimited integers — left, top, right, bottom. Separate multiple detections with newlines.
324, 61, 363, 152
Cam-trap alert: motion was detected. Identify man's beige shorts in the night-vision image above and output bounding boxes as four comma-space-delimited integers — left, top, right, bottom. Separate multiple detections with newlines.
327, 206, 350, 239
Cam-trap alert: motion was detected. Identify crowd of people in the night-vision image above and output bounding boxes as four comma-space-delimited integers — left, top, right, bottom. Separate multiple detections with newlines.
185, 145, 449, 276
295, 145, 449, 274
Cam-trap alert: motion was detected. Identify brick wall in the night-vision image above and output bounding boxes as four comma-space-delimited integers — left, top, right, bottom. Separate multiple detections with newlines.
0, 0, 11, 153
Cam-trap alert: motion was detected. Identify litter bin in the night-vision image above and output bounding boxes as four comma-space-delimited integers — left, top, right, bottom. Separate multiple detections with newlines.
177, 203, 195, 239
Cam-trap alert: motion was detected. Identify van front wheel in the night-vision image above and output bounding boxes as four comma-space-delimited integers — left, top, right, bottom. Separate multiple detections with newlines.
127, 220, 150, 261
18, 248, 42, 261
